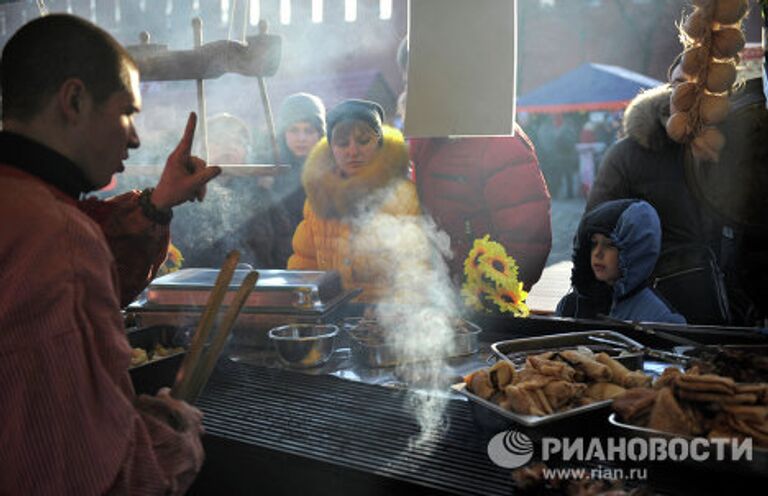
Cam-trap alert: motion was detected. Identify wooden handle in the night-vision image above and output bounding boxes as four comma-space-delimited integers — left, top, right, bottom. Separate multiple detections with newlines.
185, 270, 260, 402
172, 250, 240, 399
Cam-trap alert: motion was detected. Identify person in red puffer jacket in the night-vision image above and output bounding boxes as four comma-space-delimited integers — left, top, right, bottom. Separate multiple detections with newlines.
397, 37, 552, 290
409, 130, 552, 289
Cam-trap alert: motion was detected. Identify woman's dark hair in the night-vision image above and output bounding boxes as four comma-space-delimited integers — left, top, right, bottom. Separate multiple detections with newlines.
1, 14, 136, 121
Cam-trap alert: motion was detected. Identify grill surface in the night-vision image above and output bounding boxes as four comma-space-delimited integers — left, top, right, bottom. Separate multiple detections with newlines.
195, 360, 514, 495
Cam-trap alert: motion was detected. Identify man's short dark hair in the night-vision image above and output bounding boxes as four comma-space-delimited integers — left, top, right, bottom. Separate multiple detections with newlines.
1, 14, 137, 121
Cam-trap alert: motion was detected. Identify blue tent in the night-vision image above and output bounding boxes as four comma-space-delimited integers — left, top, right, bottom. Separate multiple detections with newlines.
518, 63, 662, 113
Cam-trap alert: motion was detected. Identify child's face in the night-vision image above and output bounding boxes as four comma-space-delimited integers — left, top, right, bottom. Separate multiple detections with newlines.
590, 233, 620, 285
285, 120, 321, 158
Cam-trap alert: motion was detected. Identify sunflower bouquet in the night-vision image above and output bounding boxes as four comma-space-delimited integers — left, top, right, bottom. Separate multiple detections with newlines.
461, 235, 529, 317
157, 242, 184, 276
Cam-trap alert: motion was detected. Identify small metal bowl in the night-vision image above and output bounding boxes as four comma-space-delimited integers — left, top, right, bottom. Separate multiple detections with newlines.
268, 324, 339, 368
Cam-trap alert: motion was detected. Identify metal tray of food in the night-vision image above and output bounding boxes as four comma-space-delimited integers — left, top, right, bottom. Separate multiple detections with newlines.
451, 382, 613, 428
345, 318, 482, 368
142, 269, 344, 311
675, 344, 768, 383
491, 331, 646, 370
127, 289, 360, 349
127, 325, 188, 395
608, 413, 768, 477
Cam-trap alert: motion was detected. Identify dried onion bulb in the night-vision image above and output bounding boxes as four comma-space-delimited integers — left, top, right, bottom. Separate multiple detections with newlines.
705, 61, 737, 93
691, 127, 726, 163
683, 10, 710, 40
711, 27, 745, 59
713, 0, 749, 26
666, 112, 692, 143
671, 82, 699, 112
681, 46, 708, 76
699, 94, 731, 125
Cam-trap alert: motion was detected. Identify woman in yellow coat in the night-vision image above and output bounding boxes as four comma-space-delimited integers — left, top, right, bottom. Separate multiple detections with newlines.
287, 99, 421, 303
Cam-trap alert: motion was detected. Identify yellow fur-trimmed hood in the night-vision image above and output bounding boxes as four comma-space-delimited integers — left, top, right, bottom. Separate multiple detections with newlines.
302, 125, 410, 219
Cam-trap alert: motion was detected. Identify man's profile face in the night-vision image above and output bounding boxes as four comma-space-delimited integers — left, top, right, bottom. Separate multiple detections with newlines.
74, 65, 142, 188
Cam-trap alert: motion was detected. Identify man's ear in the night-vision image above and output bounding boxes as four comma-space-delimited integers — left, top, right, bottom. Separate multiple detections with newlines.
57, 78, 89, 123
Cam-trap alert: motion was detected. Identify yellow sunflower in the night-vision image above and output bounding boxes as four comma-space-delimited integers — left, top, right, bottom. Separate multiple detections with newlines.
158, 242, 184, 276
464, 235, 492, 283
461, 280, 487, 313
478, 249, 519, 289
488, 282, 529, 317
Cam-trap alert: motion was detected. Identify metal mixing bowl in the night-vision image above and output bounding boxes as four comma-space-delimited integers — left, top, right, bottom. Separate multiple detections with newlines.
268, 324, 339, 368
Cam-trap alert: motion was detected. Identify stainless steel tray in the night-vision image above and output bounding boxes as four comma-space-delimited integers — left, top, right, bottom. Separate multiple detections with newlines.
451, 382, 612, 427
144, 269, 344, 311
127, 289, 360, 348
608, 413, 768, 477
346, 319, 481, 368
491, 331, 646, 370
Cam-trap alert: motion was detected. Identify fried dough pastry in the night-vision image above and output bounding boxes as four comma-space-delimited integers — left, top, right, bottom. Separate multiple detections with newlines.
654, 367, 682, 389
489, 360, 516, 389
468, 369, 495, 400
557, 350, 613, 382
649, 387, 695, 436
501, 385, 547, 416
586, 382, 627, 401
527, 355, 577, 381
595, 352, 651, 388
541, 380, 587, 410
612, 387, 658, 422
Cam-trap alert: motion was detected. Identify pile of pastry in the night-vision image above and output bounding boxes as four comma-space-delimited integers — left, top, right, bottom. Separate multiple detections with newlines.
688, 347, 768, 383
613, 366, 768, 447
130, 343, 185, 367
464, 349, 651, 416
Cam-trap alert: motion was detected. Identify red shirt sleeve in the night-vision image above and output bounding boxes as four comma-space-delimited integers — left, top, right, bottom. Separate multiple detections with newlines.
79, 191, 170, 307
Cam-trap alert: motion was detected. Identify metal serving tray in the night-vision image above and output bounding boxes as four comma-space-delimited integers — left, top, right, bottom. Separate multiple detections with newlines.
608, 413, 768, 477
451, 382, 612, 428
346, 319, 482, 368
491, 331, 646, 370
143, 269, 344, 311
127, 289, 360, 349
127, 325, 188, 395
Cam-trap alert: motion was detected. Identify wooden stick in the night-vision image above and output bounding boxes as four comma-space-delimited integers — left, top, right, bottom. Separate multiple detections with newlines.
185, 270, 260, 402
192, 17, 209, 163
171, 250, 240, 399
257, 75, 281, 166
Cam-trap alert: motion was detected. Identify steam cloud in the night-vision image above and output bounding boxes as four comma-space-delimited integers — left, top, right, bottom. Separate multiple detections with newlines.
352, 184, 459, 450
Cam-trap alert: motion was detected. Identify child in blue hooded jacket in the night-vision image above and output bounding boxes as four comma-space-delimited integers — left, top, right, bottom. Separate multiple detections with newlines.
557, 199, 686, 324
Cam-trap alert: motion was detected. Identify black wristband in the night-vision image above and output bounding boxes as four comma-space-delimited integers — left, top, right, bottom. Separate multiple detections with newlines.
138, 187, 173, 225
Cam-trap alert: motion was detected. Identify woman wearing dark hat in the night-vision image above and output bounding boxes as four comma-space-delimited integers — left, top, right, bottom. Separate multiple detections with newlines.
263, 93, 326, 267
287, 99, 422, 303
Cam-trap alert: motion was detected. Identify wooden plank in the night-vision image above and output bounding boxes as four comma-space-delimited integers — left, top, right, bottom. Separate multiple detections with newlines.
526, 260, 572, 315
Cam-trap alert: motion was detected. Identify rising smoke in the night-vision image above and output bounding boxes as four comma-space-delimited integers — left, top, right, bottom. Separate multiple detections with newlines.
352, 184, 460, 450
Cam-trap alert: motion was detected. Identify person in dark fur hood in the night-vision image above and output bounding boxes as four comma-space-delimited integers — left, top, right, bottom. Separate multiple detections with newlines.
287, 99, 422, 303
557, 199, 686, 324
586, 83, 730, 325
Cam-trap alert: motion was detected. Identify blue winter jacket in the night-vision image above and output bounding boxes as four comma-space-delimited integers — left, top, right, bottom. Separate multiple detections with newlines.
557, 199, 686, 324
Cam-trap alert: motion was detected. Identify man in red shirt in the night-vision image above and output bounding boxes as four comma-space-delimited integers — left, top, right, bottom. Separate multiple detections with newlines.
0, 14, 220, 494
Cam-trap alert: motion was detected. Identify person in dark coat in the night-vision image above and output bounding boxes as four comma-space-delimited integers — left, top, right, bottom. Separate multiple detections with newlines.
557, 199, 686, 325
587, 83, 731, 325
171, 113, 279, 267
256, 93, 326, 267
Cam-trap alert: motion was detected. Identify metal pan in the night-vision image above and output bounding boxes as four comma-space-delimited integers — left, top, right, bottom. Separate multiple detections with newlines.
491, 331, 646, 370
347, 319, 481, 368
608, 413, 768, 477
451, 382, 612, 428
